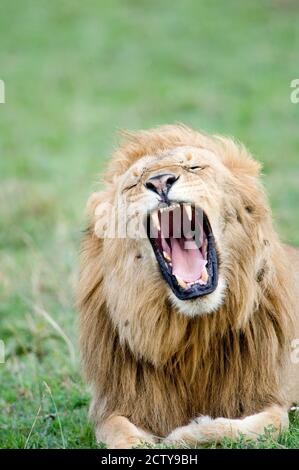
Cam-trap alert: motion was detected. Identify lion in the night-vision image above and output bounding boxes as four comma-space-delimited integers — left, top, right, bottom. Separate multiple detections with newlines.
78, 124, 299, 448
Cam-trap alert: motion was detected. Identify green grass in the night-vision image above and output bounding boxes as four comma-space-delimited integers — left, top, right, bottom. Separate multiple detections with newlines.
0, 0, 299, 449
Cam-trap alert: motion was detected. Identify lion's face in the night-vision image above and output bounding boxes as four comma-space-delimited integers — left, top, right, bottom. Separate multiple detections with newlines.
88, 125, 268, 323
94, 144, 255, 317
120, 146, 228, 315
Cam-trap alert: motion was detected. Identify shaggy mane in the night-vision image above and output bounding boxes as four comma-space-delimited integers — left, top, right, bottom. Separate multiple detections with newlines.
105, 124, 260, 183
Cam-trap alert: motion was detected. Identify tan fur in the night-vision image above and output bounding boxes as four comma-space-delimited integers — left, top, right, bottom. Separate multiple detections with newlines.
96, 416, 155, 449
77, 125, 299, 447
165, 405, 289, 445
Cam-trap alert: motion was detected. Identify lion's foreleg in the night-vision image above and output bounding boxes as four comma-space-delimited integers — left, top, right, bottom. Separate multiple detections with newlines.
164, 405, 289, 446
95, 415, 155, 449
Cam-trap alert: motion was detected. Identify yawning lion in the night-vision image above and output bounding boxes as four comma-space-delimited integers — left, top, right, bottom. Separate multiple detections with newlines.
78, 125, 299, 448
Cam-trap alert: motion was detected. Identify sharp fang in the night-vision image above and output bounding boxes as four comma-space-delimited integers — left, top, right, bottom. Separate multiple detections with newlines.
175, 275, 187, 289
185, 204, 192, 222
152, 211, 160, 230
201, 266, 209, 284
163, 251, 171, 263
193, 267, 209, 286
203, 239, 208, 256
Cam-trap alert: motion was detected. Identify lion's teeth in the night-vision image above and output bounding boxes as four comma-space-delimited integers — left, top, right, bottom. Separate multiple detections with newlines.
152, 211, 160, 231
192, 267, 209, 286
163, 251, 171, 263
175, 275, 187, 289
201, 267, 209, 284
185, 205, 192, 222
159, 203, 180, 214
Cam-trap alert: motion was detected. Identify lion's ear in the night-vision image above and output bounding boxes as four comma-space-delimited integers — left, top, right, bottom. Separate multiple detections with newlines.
86, 191, 104, 216
215, 136, 261, 178
86, 191, 112, 239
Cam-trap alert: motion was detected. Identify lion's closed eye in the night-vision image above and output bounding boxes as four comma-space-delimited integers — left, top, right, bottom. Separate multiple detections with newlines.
122, 182, 139, 193
184, 164, 209, 173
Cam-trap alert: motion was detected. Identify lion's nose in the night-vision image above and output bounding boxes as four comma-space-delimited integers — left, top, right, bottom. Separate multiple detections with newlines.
145, 173, 179, 196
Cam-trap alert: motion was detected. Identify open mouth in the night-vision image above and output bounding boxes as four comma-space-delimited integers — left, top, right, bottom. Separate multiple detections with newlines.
147, 203, 218, 300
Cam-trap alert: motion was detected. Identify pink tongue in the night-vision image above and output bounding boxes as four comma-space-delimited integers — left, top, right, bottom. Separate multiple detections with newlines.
171, 238, 207, 282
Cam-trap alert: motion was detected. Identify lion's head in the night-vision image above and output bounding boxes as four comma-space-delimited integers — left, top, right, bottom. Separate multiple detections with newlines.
85, 125, 275, 323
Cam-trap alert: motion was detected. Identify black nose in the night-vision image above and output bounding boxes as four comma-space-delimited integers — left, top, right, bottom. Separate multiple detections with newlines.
145, 173, 179, 196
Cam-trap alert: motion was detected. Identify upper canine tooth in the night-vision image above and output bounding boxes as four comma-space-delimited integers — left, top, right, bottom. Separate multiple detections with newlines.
175, 275, 187, 289
152, 211, 160, 230
185, 205, 192, 222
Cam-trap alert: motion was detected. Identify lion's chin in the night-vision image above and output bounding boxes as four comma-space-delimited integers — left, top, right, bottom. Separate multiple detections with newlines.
169, 277, 226, 317
147, 202, 219, 301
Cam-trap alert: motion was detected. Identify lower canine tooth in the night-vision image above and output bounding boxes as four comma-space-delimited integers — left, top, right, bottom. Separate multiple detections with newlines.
163, 251, 171, 263
201, 267, 209, 284
176, 275, 187, 289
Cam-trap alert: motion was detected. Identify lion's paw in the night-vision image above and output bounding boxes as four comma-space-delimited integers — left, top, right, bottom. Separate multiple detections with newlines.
111, 436, 153, 449
105, 430, 156, 449
164, 416, 214, 447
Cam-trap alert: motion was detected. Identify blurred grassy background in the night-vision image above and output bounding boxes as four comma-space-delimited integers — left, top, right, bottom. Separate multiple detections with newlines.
0, 0, 299, 448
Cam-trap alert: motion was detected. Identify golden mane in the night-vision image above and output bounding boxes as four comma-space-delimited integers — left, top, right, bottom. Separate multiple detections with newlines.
78, 125, 294, 437
104, 124, 260, 183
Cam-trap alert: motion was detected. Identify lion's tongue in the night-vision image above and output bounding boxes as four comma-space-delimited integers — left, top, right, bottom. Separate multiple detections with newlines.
171, 238, 207, 283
